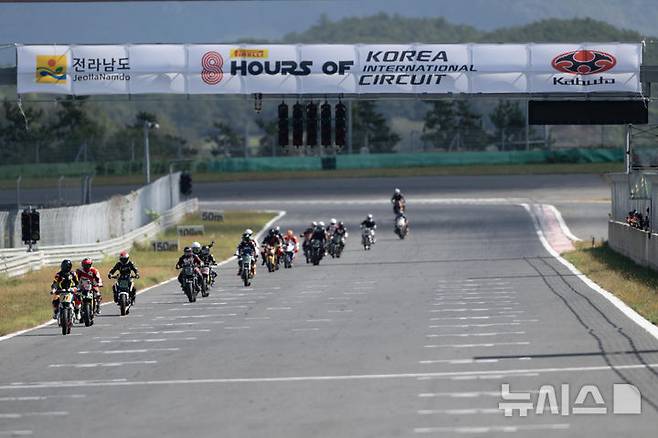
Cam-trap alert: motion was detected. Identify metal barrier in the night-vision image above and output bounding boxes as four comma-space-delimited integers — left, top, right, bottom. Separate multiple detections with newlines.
0, 198, 198, 277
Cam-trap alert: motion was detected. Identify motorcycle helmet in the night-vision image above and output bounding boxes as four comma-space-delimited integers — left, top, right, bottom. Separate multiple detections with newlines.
367, 214, 373, 220
312, 221, 318, 227
330, 218, 337, 225
275, 225, 281, 233
81, 257, 93, 271
244, 228, 253, 236
184, 247, 192, 256
119, 251, 129, 263
242, 233, 251, 241
394, 188, 400, 195
319, 221, 325, 227
338, 221, 344, 227
60, 259, 73, 273
201, 246, 210, 256
192, 241, 201, 254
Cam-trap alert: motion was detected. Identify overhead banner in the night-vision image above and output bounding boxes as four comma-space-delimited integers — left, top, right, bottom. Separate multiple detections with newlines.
17, 43, 642, 95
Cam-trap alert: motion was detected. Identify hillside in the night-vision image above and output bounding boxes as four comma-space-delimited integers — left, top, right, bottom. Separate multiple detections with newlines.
2, 14, 654, 163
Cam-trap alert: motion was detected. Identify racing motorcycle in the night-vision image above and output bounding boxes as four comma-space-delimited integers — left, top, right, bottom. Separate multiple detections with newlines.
199, 263, 215, 297
328, 232, 346, 258
283, 240, 296, 269
310, 239, 324, 266
52, 288, 75, 336
110, 274, 138, 315
78, 277, 96, 327
264, 244, 278, 273
393, 199, 405, 215
240, 247, 255, 287
394, 214, 409, 239
361, 226, 376, 250
178, 259, 201, 303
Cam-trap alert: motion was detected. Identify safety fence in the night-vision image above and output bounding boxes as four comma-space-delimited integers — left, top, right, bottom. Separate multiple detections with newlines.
0, 198, 198, 277
0, 173, 181, 248
607, 171, 658, 269
0, 148, 624, 179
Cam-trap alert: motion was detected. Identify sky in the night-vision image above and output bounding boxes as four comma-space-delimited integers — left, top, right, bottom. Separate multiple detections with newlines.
0, 0, 655, 67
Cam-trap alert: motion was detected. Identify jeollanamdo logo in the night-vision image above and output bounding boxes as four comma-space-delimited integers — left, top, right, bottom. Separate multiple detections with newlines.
36, 54, 67, 83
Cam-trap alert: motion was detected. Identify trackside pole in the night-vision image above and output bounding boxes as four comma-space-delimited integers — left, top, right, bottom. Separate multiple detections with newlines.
625, 124, 632, 174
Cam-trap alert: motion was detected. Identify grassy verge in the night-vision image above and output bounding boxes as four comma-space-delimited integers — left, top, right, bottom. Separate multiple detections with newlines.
0, 162, 623, 190
563, 241, 658, 325
0, 211, 275, 336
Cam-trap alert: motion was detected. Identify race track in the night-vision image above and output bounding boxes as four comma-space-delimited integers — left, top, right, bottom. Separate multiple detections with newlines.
2, 178, 656, 437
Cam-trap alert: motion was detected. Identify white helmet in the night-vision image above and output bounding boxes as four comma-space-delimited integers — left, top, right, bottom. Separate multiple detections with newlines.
319, 221, 325, 227
275, 225, 280, 232
367, 214, 373, 220
330, 218, 337, 225
394, 188, 400, 194
191, 241, 201, 254
244, 228, 253, 236
311, 221, 318, 227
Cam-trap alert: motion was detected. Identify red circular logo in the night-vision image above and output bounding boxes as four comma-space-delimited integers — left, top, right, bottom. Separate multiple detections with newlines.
551, 50, 616, 75
201, 51, 223, 85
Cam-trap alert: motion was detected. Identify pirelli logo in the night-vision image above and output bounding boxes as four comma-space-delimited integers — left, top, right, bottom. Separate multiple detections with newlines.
230, 49, 269, 59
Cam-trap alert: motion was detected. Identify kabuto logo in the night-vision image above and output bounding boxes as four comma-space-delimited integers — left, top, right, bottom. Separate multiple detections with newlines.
551, 50, 616, 75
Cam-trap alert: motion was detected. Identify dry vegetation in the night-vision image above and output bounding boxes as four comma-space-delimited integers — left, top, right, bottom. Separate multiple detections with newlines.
0, 211, 275, 336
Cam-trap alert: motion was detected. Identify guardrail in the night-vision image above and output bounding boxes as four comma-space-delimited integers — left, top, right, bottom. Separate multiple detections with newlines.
0, 198, 198, 277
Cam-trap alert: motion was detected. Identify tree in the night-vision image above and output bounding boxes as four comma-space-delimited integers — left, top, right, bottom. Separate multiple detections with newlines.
52, 97, 105, 161
0, 100, 50, 163
489, 101, 526, 150
454, 101, 489, 151
421, 101, 457, 150
352, 101, 400, 153
207, 121, 244, 157
255, 118, 278, 156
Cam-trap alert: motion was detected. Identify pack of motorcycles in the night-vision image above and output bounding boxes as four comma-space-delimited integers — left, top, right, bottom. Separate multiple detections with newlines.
53, 211, 409, 335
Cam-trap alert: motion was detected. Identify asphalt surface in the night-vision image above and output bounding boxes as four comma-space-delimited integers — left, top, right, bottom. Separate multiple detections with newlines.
1, 179, 657, 437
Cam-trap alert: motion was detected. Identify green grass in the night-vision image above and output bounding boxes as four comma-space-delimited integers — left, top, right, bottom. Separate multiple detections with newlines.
0, 162, 623, 190
0, 211, 275, 336
563, 242, 658, 325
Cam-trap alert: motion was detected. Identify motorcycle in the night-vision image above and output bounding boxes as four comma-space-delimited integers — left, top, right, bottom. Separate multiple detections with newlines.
283, 241, 296, 269
240, 248, 255, 287
362, 227, 376, 250
78, 278, 96, 327
310, 239, 324, 266
328, 233, 345, 258
395, 214, 409, 239
178, 260, 200, 303
264, 244, 278, 273
110, 274, 138, 315
393, 199, 405, 215
200, 263, 215, 297
52, 288, 75, 335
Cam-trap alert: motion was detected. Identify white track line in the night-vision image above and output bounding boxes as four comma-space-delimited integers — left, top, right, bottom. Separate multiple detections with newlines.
426, 331, 525, 338
0, 395, 85, 402
414, 424, 570, 434
417, 408, 500, 415
49, 360, 157, 368
424, 341, 530, 348
78, 348, 179, 355
0, 411, 68, 418
4, 363, 657, 390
